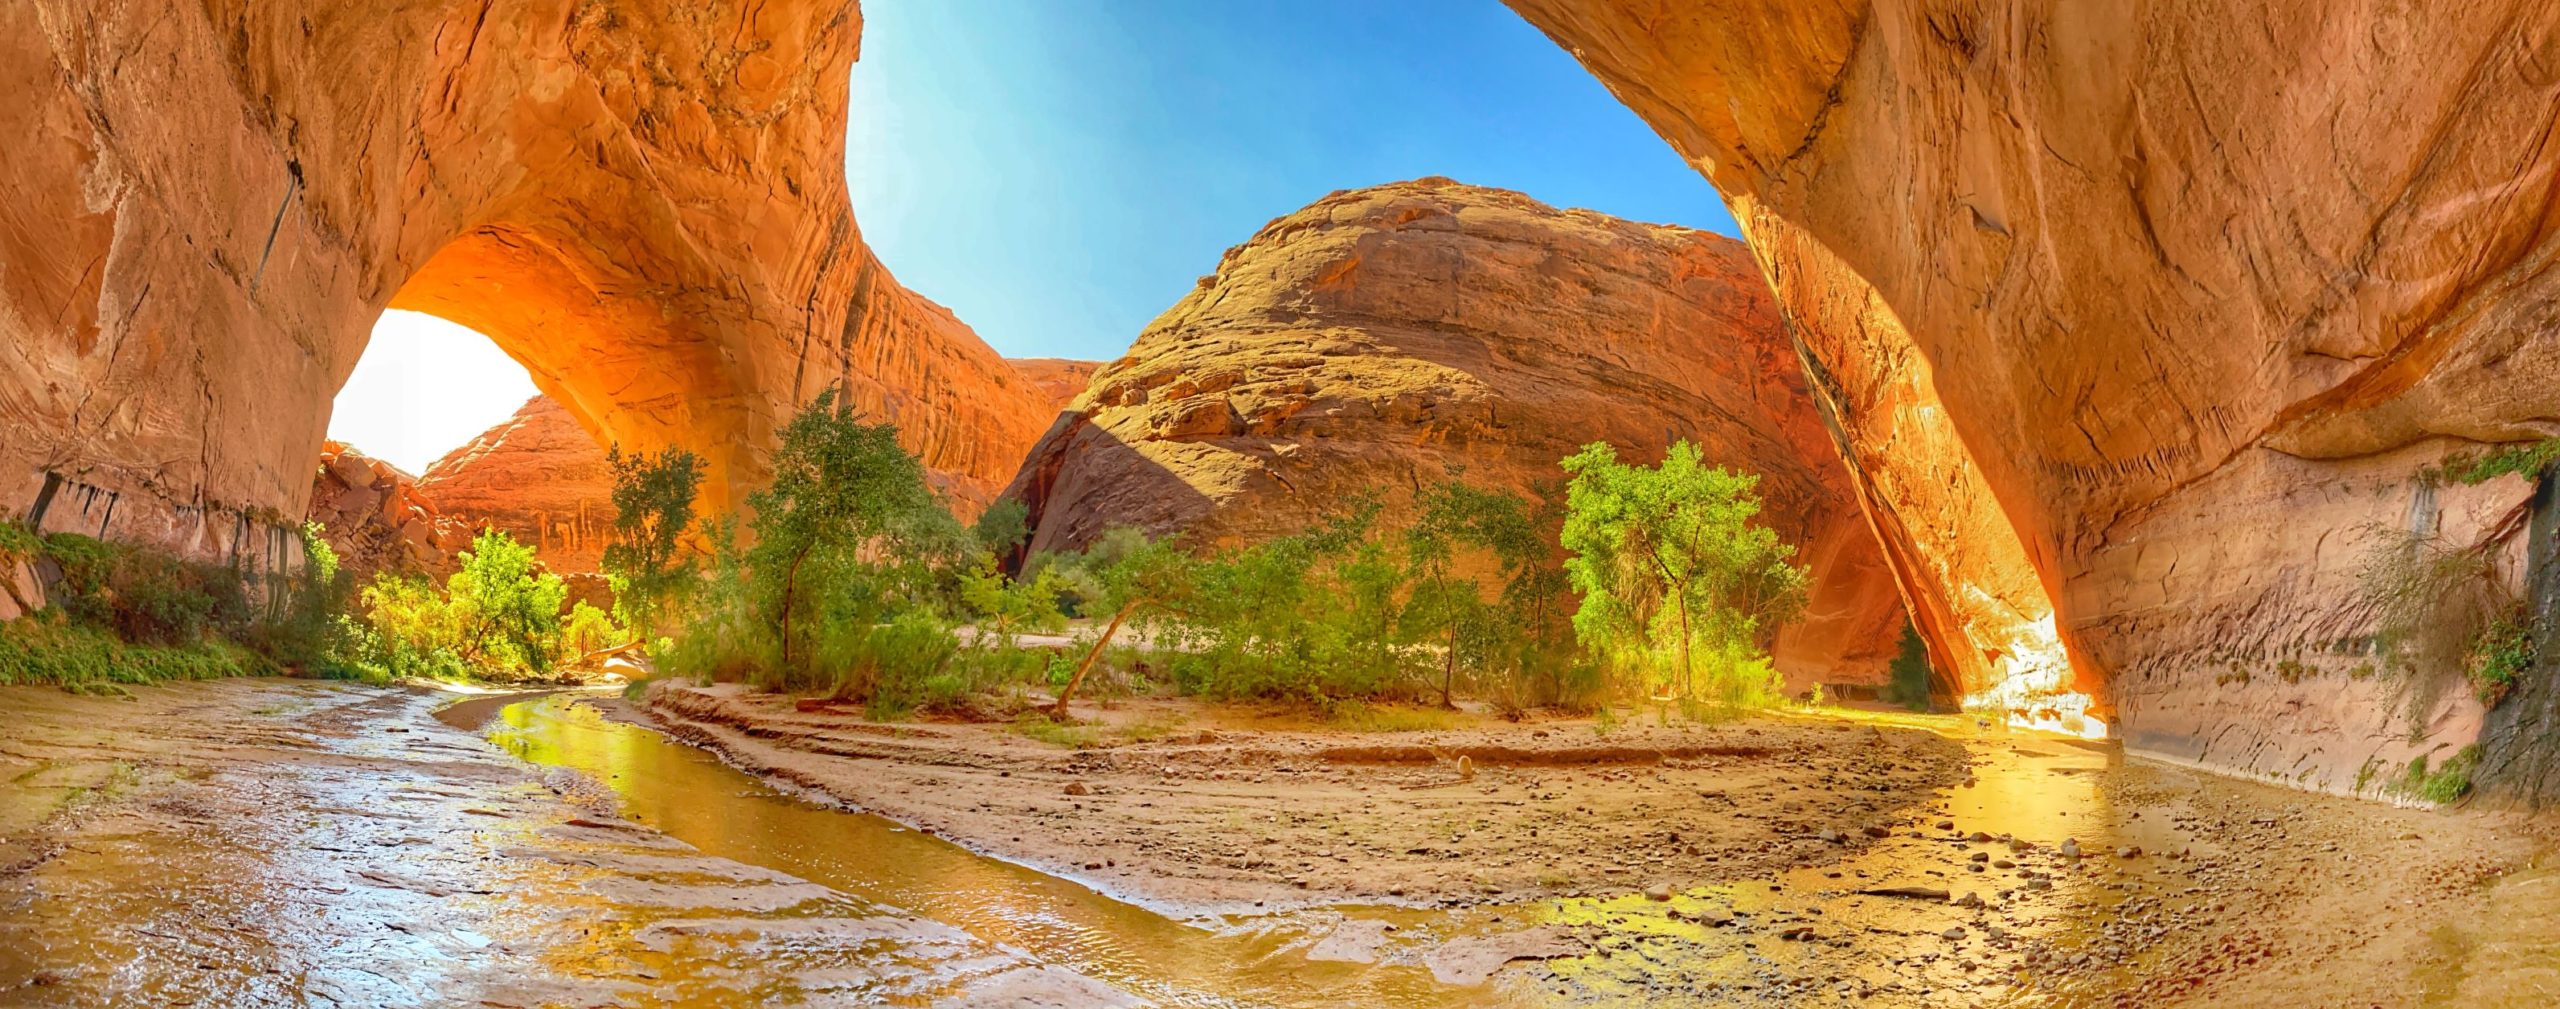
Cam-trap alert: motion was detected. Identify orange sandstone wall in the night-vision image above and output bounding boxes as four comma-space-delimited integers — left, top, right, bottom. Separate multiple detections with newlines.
1509, 0, 2560, 791
0, 0, 1049, 572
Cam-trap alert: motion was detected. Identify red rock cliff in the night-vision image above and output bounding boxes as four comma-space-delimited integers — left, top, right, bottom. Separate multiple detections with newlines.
420, 396, 615, 575
0, 0, 1050, 576
1508, 1, 2560, 789
1001, 179, 1908, 688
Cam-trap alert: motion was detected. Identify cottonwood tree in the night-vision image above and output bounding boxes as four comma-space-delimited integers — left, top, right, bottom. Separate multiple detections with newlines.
600, 444, 702, 640
746, 389, 953, 672
1558, 441, 1807, 715
1403, 479, 1557, 709
1046, 528, 1195, 717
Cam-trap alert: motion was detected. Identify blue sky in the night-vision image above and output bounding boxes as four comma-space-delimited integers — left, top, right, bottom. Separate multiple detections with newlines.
844, 0, 1734, 362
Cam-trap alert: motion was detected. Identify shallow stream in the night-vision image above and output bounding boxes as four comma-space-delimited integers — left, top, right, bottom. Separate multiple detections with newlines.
487, 695, 2203, 1007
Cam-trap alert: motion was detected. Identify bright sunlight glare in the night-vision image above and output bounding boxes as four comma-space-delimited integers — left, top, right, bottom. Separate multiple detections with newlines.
327, 310, 540, 475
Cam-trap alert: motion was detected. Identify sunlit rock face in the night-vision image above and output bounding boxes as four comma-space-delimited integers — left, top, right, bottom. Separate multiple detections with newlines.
1009, 359, 1106, 412
308, 443, 470, 584
1509, 1, 2560, 787
0, 0, 1049, 571
420, 396, 615, 576
1001, 179, 1907, 687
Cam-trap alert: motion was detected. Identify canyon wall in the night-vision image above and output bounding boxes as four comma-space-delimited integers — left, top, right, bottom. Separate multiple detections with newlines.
1009, 359, 1106, 411
1002, 179, 1908, 687
1509, 1, 2560, 791
420, 396, 615, 575
0, 0, 1050, 576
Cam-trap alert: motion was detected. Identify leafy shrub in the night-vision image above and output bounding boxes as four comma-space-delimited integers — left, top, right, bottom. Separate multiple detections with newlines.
345, 528, 575, 681
43, 532, 250, 647
811, 610, 961, 719
2470, 610, 2534, 706
656, 518, 776, 683
1884, 623, 1934, 711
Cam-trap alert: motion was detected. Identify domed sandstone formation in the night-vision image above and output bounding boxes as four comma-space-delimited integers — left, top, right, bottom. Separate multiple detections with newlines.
1002, 179, 1908, 687
0, 0, 1050, 582
1508, 0, 2560, 791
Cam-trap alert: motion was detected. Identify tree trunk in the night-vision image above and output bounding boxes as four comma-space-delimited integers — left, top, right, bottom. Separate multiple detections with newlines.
777, 542, 813, 671
1673, 595, 1694, 701
1441, 623, 1459, 709
1051, 601, 1135, 718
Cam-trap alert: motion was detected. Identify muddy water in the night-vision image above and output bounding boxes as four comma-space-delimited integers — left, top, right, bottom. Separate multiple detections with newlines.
489, 696, 2206, 1007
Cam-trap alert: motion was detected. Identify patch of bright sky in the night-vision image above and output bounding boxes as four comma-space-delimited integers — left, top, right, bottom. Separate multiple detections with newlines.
328, 310, 538, 475
845, 0, 1733, 362
333, 1, 1728, 461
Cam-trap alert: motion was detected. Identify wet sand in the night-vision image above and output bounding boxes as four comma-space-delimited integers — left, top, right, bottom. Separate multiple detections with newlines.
636, 681, 2560, 1008
2, 677, 2554, 1007
638, 681, 1974, 915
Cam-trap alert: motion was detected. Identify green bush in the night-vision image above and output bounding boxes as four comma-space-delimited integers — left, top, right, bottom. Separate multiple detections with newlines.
43, 532, 250, 647
343, 528, 581, 681
0, 617, 261, 689
2470, 611, 2534, 706
1884, 623, 1934, 711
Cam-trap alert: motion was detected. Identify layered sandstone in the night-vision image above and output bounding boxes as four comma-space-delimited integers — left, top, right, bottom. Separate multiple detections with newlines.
1002, 179, 1907, 687
0, 0, 1050, 580
307, 443, 471, 583
420, 396, 615, 575
1509, 1, 2560, 791
1009, 359, 1105, 411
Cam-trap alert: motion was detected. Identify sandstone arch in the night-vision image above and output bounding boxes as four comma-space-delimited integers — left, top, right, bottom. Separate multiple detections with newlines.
1510, 0, 2560, 791
0, 0, 1050, 575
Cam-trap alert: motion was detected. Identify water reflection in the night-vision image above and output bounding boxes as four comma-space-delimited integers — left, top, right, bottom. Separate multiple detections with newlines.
489, 695, 1512, 1008
494, 697, 2217, 1008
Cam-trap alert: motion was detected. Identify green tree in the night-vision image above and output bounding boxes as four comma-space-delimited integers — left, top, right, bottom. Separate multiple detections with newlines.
1046, 528, 1197, 716
600, 444, 702, 640
1400, 479, 1583, 710
447, 528, 570, 675
746, 389, 955, 673
1558, 441, 1808, 714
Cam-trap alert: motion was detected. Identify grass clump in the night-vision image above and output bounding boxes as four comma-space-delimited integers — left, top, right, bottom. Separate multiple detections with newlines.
2433, 440, 2560, 486
2389, 746, 2480, 804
